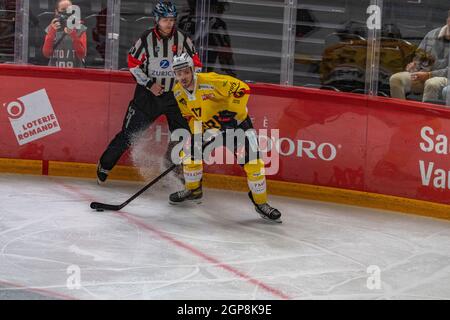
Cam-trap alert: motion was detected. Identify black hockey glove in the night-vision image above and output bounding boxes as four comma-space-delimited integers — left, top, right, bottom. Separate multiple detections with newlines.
215, 110, 238, 130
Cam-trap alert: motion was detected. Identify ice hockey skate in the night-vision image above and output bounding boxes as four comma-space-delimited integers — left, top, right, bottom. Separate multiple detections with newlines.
248, 192, 282, 223
169, 186, 203, 205
96, 162, 110, 185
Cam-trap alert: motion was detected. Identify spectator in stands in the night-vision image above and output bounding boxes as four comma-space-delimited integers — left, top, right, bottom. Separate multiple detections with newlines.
0, 0, 17, 63
389, 10, 450, 102
42, 0, 87, 68
178, 0, 236, 76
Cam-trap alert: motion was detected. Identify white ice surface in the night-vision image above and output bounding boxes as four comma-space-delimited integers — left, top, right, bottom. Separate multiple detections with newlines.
0, 173, 449, 300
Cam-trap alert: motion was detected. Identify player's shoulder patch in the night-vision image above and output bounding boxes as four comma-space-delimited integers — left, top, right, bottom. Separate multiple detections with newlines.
203, 73, 231, 88
196, 73, 222, 91
198, 84, 214, 90
174, 90, 182, 98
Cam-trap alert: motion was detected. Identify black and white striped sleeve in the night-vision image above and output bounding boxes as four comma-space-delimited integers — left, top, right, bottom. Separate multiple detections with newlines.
128, 31, 152, 87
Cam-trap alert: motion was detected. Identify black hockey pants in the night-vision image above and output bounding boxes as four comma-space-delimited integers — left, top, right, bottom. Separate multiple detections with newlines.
99, 84, 190, 171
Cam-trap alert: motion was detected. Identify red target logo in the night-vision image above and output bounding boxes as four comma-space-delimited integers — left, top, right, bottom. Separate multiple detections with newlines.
6, 100, 25, 120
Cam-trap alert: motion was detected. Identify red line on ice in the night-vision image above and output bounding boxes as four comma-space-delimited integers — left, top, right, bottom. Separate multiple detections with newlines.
58, 180, 292, 300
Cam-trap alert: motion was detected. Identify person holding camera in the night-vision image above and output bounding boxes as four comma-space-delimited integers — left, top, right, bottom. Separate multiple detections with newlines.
42, 0, 87, 68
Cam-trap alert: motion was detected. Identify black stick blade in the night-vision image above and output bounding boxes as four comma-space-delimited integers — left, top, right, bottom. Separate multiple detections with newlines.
86, 135, 221, 213
90, 202, 99, 209
90, 202, 122, 211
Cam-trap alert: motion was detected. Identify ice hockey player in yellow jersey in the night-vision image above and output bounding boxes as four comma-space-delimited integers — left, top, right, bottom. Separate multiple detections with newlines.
169, 53, 281, 223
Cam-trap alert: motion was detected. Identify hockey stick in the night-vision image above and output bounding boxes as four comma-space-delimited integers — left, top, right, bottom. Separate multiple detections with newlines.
90, 163, 179, 211
90, 132, 222, 212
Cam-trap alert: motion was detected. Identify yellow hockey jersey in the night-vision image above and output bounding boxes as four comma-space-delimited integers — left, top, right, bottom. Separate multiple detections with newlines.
172, 72, 251, 132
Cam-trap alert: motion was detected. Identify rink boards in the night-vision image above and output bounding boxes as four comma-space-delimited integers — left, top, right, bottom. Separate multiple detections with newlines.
1, 64, 450, 220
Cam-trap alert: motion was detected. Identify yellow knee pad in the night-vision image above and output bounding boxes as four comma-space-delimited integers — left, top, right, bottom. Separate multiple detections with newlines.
178, 149, 203, 190
244, 159, 267, 205
184, 162, 203, 190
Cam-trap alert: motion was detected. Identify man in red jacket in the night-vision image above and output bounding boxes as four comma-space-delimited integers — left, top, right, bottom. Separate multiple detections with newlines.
42, 0, 87, 68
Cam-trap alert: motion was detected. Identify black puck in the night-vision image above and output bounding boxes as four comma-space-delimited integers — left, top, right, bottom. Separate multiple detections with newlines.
96, 208, 104, 212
